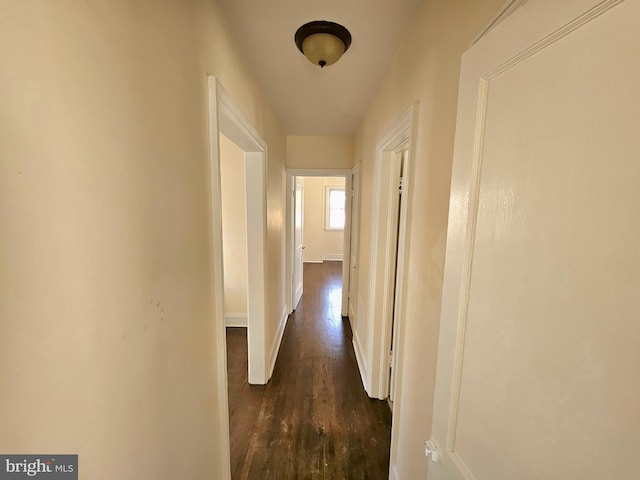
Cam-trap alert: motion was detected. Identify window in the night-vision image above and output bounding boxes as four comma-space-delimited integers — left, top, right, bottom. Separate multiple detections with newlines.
325, 186, 346, 230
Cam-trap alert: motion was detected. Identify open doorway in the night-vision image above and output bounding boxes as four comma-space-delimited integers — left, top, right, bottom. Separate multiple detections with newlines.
300, 176, 346, 262
291, 175, 347, 308
208, 76, 270, 480
208, 78, 268, 387
286, 169, 353, 317
219, 134, 249, 330
218, 133, 253, 462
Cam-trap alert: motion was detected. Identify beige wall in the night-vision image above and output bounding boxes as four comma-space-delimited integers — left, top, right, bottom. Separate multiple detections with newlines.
0, 1, 286, 478
220, 134, 248, 317
351, 0, 505, 478
287, 136, 355, 169
302, 177, 345, 263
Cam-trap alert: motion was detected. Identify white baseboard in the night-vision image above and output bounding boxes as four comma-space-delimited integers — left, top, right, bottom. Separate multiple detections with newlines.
352, 325, 370, 395
390, 464, 400, 480
322, 253, 343, 261
224, 314, 247, 328
267, 307, 289, 379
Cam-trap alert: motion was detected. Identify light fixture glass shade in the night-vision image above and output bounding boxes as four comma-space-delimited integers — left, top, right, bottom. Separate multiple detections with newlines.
295, 21, 352, 68
301, 33, 346, 67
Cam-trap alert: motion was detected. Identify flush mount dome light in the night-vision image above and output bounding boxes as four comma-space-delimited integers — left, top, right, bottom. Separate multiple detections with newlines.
295, 20, 352, 68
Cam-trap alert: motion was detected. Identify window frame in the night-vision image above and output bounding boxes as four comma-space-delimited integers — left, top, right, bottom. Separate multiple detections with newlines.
324, 185, 346, 231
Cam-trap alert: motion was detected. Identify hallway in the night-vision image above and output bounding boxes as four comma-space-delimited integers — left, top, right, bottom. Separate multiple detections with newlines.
226, 261, 392, 479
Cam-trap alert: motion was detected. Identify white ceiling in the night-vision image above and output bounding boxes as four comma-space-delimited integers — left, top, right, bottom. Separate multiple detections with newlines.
215, 0, 424, 136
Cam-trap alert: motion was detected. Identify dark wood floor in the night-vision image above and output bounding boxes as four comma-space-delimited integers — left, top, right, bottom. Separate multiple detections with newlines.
226, 261, 392, 480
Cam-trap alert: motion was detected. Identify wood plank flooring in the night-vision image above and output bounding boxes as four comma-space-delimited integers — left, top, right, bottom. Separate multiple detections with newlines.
226, 261, 392, 479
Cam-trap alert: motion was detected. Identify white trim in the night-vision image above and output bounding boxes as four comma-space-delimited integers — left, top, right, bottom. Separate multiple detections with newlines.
290, 176, 304, 312
471, 0, 528, 45
224, 314, 248, 328
211, 80, 269, 387
444, 78, 489, 453
370, 106, 418, 480
367, 104, 418, 400
322, 254, 344, 262
346, 163, 360, 320
349, 300, 356, 322
268, 307, 290, 378
244, 151, 269, 385
352, 326, 370, 395
342, 169, 354, 317
207, 76, 231, 480
285, 174, 294, 314
209, 82, 270, 480
388, 149, 411, 405
390, 464, 400, 480
216, 85, 267, 152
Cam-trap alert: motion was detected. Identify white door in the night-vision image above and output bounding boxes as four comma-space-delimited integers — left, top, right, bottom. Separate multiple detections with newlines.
348, 166, 360, 321
292, 176, 304, 309
388, 149, 408, 405
430, 1, 640, 479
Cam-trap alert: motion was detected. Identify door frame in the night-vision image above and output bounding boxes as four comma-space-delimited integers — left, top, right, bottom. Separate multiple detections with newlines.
285, 169, 352, 315
366, 104, 418, 400
388, 148, 410, 406
347, 163, 361, 321
292, 176, 304, 310
208, 76, 269, 479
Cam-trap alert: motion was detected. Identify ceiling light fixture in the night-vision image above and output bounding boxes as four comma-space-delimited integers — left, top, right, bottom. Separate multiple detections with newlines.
295, 20, 352, 68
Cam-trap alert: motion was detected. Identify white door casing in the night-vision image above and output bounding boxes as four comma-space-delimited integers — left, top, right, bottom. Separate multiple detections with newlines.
388, 149, 409, 405
430, 1, 640, 479
285, 168, 352, 317
341, 172, 353, 317
348, 164, 361, 322
293, 176, 304, 309
209, 78, 269, 397
366, 104, 417, 399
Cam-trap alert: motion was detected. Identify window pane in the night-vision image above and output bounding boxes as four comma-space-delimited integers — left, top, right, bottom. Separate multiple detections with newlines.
329, 190, 345, 209
329, 210, 345, 229
326, 187, 345, 230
